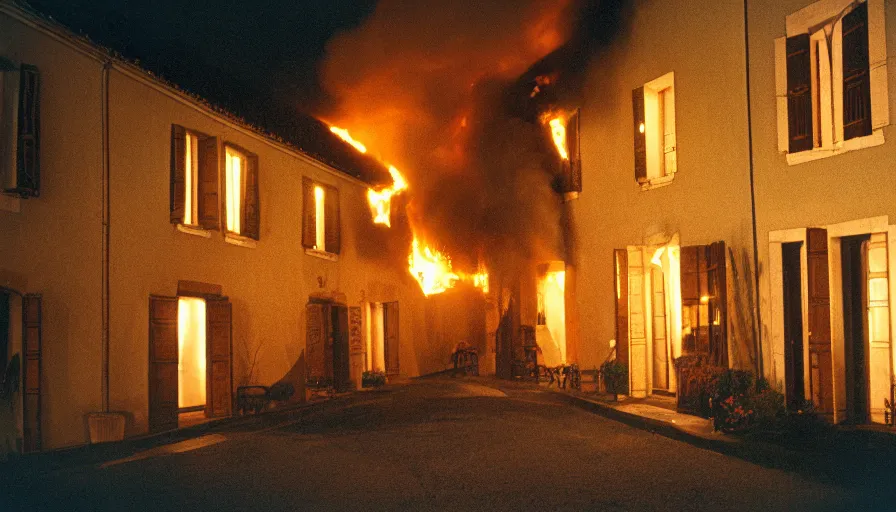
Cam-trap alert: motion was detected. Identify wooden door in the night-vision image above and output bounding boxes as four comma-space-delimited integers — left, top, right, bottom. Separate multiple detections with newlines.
149, 296, 179, 433
22, 294, 41, 452
614, 250, 629, 379
706, 241, 728, 367
782, 242, 806, 410
206, 299, 232, 418
807, 228, 833, 415
627, 247, 647, 397
651, 267, 669, 390
384, 302, 399, 376
305, 303, 328, 382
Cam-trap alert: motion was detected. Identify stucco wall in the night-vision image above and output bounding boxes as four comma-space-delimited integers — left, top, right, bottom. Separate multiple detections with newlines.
0, 11, 104, 450
573, 1, 755, 373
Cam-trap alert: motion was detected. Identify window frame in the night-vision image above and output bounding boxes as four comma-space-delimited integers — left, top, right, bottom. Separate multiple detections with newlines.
635, 71, 677, 190
302, 176, 340, 260
221, 142, 259, 245
775, 0, 888, 165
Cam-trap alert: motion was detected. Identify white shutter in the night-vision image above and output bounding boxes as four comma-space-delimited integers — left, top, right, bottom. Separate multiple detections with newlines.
868, 0, 889, 129
627, 247, 648, 398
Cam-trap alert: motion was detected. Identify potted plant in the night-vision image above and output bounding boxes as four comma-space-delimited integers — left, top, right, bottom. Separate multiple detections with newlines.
362, 370, 386, 388
600, 360, 628, 400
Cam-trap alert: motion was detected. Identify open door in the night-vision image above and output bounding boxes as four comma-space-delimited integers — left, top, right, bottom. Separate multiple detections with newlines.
807, 228, 834, 416
614, 250, 629, 383
149, 296, 179, 433
206, 299, 232, 418
331, 305, 350, 392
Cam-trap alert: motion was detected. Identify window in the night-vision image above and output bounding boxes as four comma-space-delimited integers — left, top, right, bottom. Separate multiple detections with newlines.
776, 0, 888, 163
170, 125, 218, 230
633, 72, 676, 189
556, 110, 582, 195
1, 59, 40, 198
223, 143, 259, 240
302, 177, 340, 256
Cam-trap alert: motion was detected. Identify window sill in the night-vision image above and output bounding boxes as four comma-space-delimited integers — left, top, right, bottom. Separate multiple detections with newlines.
305, 248, 339, 262
177, 224, 212, 238
785, 130, 885, 165
638, 173, 675, 191
562, 191, 579, 202
0, 194, 20, 213
225, 233, 258, 248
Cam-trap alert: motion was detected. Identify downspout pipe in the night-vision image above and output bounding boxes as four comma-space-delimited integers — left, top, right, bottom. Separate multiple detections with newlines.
743, 0, 763, 378
101, 61, 111, 412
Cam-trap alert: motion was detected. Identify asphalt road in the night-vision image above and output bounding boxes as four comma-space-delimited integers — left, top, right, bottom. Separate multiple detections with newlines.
4, 378, 894, 511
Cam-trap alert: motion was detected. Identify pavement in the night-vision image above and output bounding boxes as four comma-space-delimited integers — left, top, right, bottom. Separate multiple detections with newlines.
3, 377, 896, 511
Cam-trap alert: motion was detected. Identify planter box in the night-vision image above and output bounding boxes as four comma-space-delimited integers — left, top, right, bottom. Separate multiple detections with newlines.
87, 412, 126, 443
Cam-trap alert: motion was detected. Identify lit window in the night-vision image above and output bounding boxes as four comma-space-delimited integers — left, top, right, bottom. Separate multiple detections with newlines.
633, 72, 676, 189
183, 132, 199, 226
225, 146, 245, 234
170, 125, 220, 230
776, 0, 888, 162
314, 185, 326, 250
302, 177, 340, 255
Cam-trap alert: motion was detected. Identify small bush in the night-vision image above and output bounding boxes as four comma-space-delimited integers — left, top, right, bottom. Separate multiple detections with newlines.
600, 360, 628, 395
362, 371, 386, 388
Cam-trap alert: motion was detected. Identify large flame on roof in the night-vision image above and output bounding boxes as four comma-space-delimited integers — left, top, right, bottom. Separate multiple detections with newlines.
367, 166, 408, 227
329, 126, 368, 154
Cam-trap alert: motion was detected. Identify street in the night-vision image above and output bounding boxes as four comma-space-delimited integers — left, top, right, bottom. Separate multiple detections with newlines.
4, 378, 894, 511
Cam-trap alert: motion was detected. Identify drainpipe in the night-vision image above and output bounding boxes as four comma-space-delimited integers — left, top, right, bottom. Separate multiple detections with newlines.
101, 61, 111, 412
743, 0, 763, 378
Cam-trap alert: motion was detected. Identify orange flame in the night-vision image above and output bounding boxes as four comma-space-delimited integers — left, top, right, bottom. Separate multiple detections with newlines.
329, 126, 368, 154
546, 115, 568, 161
409, 238, 460, 296
367, 166, 408, 227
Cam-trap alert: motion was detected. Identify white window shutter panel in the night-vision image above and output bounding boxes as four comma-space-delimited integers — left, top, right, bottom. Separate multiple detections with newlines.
868, 0, 889, 129
774, 37, 790, 153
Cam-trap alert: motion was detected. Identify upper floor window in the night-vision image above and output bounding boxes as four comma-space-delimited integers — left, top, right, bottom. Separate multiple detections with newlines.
170, 125, 218, 229
1, 59, 40, 198
633, 72, 676, 190
224, 144, 260, 240
776, 0, 889, 164
302, 177, 340, 256
547, 110, 582, 196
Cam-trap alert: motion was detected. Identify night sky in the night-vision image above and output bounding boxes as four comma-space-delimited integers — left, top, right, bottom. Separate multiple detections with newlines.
27, 0, 384, 177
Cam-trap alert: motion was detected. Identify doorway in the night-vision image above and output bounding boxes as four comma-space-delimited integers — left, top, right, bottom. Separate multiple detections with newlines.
782, 242, 806, 410
536, 266, 567, 367
841, 235, 870, 424
331, 305, 350, 392
177, 297, 207, 417
650, 266, 670, 392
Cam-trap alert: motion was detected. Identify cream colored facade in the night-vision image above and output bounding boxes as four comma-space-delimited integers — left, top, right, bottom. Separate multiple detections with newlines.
0, 3, 473, 452
571, 1, 756, 397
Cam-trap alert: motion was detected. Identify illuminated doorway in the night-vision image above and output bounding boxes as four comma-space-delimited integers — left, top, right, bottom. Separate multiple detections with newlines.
177, 297, 206, 414
537, 263, 566, 367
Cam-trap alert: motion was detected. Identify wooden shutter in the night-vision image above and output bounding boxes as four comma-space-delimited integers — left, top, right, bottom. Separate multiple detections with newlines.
614, 250, 629, 374
324, 185, 340, 254
786, 34, 813, 153
206, 299, 232, 418
197, 136, 219, 230
627, 247, 648, 397
22, 294, 41, 452
806, 228, 833, 415
681, 245, 710, 356
707, 241, 728, 367
241, 153, 260, 240
565, 110, 582, 193
149, 296, 179, 433
632, 87, 647, 183
170, 125, 186, 224
384, 301, 399, 375
14, 65, 39, 198
843, 2, 872, 141
305, 303, 327, 381
302, 178, 316, 249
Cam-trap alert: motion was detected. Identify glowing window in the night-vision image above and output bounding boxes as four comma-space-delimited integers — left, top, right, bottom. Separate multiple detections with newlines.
183, 132, 200, 226
634, 72, 676, 189
225, 146, 246, 234
315, 185, 325, 250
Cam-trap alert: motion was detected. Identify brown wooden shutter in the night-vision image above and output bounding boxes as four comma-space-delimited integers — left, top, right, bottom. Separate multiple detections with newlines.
302, 178, 316, 249
14, 65, 39, 198
305, 303, 327, 381
843, 2, 872, 141
241, 153, 260, 240
197, 136, 219, 230
22, 294, 41, 452
170, 125, 186, 224
566, 110, 582, 193
614, 249, 629, 373
324, 185, 340, 254
384, 301, 400, 375
707, 241, 728, 367
149, 296, 179, 433
680, 245, 710, 356
786, 34, 813, 153
806, 228, 833, 415
206, 299, 232, 418
632, 87, 647, 183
